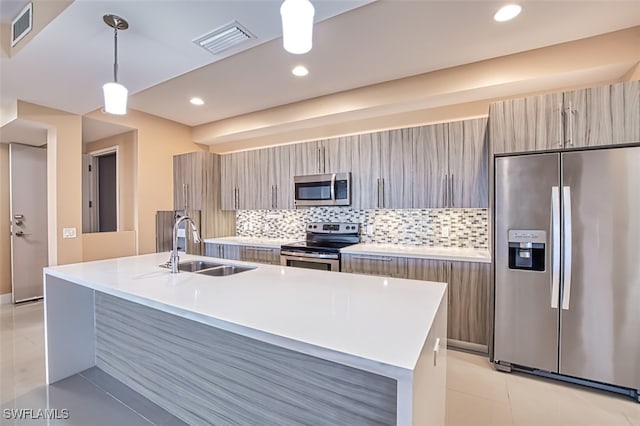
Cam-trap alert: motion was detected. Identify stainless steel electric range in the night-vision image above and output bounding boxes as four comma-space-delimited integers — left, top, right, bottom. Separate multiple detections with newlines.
280, 222, 360, 272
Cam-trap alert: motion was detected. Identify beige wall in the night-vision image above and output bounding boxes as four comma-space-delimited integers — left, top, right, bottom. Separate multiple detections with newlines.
82, 231, 136, 262
17, 101, 82, 266
84, 109, 206, 254
0, 145, 10, 295
85, 131, 136, 232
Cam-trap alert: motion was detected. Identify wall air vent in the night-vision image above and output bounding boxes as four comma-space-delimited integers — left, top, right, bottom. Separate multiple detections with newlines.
193, 21, 255, 55
11, 2, 33, 47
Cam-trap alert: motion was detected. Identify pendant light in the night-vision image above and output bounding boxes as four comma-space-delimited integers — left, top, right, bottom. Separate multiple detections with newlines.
103, 14, 129, 115
280, 0, 315, 54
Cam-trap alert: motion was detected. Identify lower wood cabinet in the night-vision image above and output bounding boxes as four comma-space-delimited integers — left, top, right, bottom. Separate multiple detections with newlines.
407, 258, 491, 349
205, 243, 280, 265
239, 246, 280, 265
204, 243, 240, 261
340, 254, 408, 278
343, 254, 491, 350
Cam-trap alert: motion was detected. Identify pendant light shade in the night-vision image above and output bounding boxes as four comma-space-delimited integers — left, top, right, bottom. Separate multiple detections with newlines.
280, 0, 315, 54
103, 14, 129, 115
103, 82, 128, 115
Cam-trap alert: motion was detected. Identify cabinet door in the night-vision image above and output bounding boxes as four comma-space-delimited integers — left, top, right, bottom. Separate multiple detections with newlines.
341, 254, 407, 278
490, 93, 563, 154
350, 132, 381, 209
379, 128, 413, 208
268, 145, 294, 209
220, 154, 236, 210
205, 243, 223, 258
245, 149, 269, 209
406, 258, 448, 282
448, 262, 490, 346
323, 136, 353, 174
566, 81, 640, 148
413, 123, 448, 208
448, 118, 489, 208
292, 140, 321, 176
173, 152, 204, 210
240, 246, 280, 265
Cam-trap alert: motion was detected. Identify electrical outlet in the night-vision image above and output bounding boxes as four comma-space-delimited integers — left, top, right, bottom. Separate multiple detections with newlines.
441, 226, 450, 238
365, 225, 374, 235
263, 224, 269, 232
62, 227, 77, 239
243, 223, 250, 231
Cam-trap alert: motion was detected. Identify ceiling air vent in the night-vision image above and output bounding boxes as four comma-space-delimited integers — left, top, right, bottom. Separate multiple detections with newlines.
193, 21, 255, 55
11, 2, 33, 47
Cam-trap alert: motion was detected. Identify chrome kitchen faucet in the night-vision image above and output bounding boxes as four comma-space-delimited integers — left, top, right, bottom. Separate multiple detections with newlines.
169, 215, 201, 273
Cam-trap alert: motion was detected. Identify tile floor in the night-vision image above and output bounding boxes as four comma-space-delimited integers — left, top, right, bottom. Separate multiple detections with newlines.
1, 301, 639, 425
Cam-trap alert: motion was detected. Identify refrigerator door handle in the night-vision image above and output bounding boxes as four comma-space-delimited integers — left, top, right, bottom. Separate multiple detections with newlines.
562, 186, 573, 310
551, 186, 560, 309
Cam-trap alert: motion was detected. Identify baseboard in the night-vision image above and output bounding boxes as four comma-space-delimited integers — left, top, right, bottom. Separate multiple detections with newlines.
0, 293, 13, 305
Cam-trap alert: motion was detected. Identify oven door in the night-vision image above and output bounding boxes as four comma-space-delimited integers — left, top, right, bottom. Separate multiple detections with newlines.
280, 251, 340, 272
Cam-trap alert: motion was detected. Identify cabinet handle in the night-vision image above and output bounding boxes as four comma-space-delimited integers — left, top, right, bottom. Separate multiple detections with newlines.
381, 178, 385, 208
317, 148, 321, 173
557, 103, 563, 147
450, 174, 454, 207
444, 174, 449, 207
565, 103, 574, 146
350, 255, 394, 262
377, 178, 381, 208
183, 184, 188, 211
433, 337, 441, 367
245, 247, 273, 252
271, 185, 275, 209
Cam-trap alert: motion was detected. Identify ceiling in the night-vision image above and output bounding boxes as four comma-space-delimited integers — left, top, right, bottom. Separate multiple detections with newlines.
1, 0, 640, 145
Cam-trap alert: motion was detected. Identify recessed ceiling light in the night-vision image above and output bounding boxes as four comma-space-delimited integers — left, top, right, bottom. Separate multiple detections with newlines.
292, 65, 309, 77
494, 4, 522, 22
190, 97, 204, 106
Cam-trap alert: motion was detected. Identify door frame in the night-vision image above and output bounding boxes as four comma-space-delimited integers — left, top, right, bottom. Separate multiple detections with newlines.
86, 146, 120, 232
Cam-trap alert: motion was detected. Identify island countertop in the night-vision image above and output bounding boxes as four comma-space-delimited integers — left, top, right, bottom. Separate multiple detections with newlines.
44, 253, 446, 378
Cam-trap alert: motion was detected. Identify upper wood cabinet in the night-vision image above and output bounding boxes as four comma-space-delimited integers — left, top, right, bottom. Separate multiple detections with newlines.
221, 117, 489, 210
413, 124, 448, 208
448, 118, 489, 208
351, 129, 413, 209
221, 151, 248, 210
413, 118, 489, 208
490, 80, 640, 154
173, 152, 235, 239
174, 152, 207, 210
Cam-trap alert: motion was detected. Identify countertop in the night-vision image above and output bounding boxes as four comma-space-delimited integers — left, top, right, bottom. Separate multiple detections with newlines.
341, 243, 491, 263
44, 253, 446, 377
203, 236, 296, 248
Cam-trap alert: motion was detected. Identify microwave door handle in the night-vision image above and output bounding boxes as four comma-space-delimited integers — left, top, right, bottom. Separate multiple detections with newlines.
330, 173, 336, 201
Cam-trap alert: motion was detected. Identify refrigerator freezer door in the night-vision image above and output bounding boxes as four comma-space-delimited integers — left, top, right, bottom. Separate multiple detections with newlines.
494, 153, 560, 372
560, 147, 640, 390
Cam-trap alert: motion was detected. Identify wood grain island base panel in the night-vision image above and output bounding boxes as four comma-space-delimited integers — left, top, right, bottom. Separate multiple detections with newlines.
94, 293, 397, 425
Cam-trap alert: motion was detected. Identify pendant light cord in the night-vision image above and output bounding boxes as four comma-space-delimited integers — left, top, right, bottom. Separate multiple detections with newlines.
113, 25, 119, 83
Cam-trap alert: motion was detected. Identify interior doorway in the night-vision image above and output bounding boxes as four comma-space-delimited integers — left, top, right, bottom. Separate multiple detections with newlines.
82, 147, 118, 233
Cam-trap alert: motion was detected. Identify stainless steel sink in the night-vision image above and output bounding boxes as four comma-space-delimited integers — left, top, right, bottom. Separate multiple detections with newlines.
196, 265, 255, 277
176, 260, 226, 272
160, 260, 255, 276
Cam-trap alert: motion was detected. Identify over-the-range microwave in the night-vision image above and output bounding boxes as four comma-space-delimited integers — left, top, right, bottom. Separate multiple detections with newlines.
293, 172, 351, 207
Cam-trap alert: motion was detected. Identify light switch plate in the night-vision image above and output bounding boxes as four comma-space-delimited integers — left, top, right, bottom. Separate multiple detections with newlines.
441, 226, 450, 238
63, 227, 77, 239
365, 225, 374, 235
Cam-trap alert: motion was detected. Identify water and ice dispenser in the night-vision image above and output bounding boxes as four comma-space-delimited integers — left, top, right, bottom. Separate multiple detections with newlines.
508, 230, 546, 271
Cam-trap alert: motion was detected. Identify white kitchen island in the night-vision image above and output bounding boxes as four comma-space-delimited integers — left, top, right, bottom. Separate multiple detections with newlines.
43, 253, 447, 425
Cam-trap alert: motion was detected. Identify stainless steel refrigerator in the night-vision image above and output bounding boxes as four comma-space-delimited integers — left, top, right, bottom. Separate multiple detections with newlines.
494, 146, 640, 399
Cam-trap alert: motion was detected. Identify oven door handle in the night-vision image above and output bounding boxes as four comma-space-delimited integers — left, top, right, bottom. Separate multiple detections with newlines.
281, 251, 339, 260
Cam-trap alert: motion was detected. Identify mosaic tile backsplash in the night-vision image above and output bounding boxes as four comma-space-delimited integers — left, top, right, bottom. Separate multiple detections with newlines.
236, 208, 488, 248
